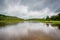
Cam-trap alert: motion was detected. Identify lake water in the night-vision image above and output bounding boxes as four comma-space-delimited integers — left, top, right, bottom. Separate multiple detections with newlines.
0, 21, 60, 40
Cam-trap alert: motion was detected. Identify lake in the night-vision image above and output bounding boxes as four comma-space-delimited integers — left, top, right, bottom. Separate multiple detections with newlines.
0, 21, 60, 40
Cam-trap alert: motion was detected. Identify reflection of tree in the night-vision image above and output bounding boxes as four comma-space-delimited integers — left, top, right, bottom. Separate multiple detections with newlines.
0, 22, 7, 27
58, 26, 60, 29
0, 22, 19, 27
46, 23, 49, 27
51, 24, 60, 29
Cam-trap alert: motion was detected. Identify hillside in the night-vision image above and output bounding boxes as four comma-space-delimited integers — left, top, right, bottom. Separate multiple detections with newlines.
0, 14, 24, 24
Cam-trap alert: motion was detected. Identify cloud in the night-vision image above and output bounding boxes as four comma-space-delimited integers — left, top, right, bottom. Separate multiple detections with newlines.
26, 8, 57, 18
20, 0, 60, 12
5, 5, 28, 15
0, 0, 60, 19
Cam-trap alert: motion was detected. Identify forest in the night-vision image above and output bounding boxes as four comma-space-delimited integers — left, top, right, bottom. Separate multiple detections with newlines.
46, 13, 60, 21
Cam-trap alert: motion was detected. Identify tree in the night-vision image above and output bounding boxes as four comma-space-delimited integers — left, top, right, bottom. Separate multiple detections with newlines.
50, 16, 58, 20
46, 16, 49, 20
58, 13, 60, 20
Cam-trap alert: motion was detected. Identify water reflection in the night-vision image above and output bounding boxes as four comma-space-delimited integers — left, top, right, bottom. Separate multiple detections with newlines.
0, 22, 7, 27
0, 22, 24, 28
0, 22, 60, 40
51, 24, 60, 29
46, 23, 49, 27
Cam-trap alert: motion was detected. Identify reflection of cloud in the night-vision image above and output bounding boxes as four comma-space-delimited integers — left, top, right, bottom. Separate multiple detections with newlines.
0, 0, 60, 19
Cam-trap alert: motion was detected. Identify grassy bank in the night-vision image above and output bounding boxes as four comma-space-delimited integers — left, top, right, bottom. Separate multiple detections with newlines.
0, 14, 24, 24
0, 19, 24, 24
0, 19, 24, 27
26, 19, 60, 24
26, 18, 60, 24
39, 21, 60, 24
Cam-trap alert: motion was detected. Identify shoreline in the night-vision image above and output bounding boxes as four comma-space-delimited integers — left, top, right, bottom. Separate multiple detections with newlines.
26, 20, 60, 24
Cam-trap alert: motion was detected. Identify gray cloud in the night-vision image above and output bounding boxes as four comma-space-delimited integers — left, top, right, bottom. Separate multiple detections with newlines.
0, 0, 5, 11
0, 0, 60, 19
20, 0, 60, 12
1, 0, 60, 12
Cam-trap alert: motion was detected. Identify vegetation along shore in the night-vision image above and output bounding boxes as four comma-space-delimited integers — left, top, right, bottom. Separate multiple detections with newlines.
0, 14, 24, 25
26, 13, 60, 24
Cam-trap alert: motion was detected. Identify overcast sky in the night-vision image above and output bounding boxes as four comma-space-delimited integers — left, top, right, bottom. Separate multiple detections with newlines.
0, 0, 60, 19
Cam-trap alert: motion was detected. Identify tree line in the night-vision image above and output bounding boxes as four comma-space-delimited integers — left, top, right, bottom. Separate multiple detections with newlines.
46, 13, 60, 21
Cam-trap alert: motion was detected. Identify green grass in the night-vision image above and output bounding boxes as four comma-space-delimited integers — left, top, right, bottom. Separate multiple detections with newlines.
0, 19, 24, 24
36, 20, 60, 24
26, 20, 60, 24
0, 19, 24, 27
39, 21, 60, 24
0, 14, 24, 24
